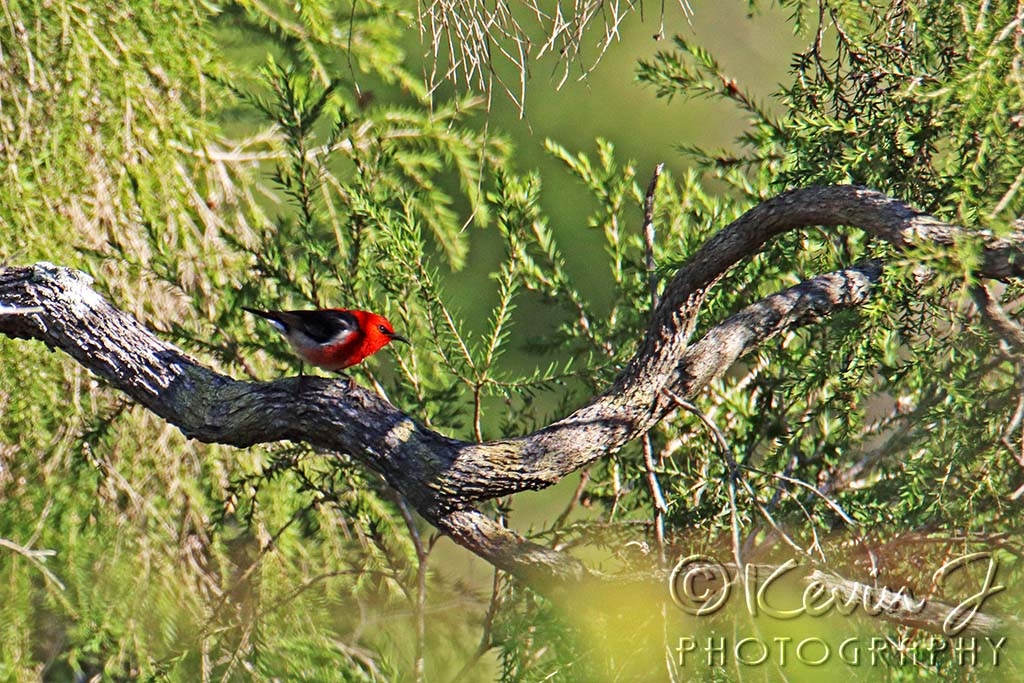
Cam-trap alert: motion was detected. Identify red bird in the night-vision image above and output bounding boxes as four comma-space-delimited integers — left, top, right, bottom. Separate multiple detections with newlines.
243, 306, 408, 371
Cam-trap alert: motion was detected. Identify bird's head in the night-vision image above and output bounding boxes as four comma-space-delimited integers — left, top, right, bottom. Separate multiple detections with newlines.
357, 311, 409, 351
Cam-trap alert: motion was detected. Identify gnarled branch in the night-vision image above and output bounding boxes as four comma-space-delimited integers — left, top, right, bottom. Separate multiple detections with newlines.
2, 185, 1022, 588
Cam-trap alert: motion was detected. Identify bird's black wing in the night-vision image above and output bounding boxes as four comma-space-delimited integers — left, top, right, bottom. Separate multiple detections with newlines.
281, 309, 360, 344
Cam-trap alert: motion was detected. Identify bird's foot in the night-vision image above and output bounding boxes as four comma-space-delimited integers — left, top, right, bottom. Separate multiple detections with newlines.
334, 372, 357, 392
293, 362, 307, 395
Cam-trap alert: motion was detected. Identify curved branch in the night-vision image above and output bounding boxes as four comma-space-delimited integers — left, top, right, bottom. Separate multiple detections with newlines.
2, 185, 1022, 587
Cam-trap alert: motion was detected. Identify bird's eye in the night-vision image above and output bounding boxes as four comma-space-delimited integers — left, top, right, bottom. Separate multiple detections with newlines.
378, 324, 389, 334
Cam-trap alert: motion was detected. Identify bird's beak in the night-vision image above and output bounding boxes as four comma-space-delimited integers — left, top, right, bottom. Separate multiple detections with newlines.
389, 333, 410, 345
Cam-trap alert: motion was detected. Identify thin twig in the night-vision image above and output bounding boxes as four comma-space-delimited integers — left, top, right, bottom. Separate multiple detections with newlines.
746, 465, 858, 527
553, 467, 591, 529
662, 390, 744, 570
641, 433, 667, 565
664, 389, 824, 561
450, 568, 503, 683
608, 455, 623, 521
0, 537, 65, 591
392, 491, 429, 683
643, 163, 664, 313
0, 303, 42, 315
971, 283, 1024, 354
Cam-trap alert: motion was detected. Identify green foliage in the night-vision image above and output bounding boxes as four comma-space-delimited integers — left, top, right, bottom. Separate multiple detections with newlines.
631, 3, 1024, 678
3, 0, 1024, 681
643, 2, 1024, 222
2, 0, 507, 680
633, 0, 1024, 541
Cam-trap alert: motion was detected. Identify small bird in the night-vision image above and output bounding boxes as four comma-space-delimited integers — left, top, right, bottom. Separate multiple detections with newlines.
243, 306, 408, 372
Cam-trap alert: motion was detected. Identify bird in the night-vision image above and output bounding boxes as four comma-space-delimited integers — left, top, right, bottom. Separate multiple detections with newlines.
242, 306, 408, 372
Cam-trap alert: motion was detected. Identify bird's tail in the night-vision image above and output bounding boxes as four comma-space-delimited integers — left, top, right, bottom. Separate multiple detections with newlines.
242, 306, 276, 320
242, 307, 289, 333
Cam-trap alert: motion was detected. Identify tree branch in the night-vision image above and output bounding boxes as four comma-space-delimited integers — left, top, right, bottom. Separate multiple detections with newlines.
3, 185, 1023, 588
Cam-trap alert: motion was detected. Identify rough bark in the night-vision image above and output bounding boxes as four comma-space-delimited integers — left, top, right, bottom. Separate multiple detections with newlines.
2, 185, 1022, 587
